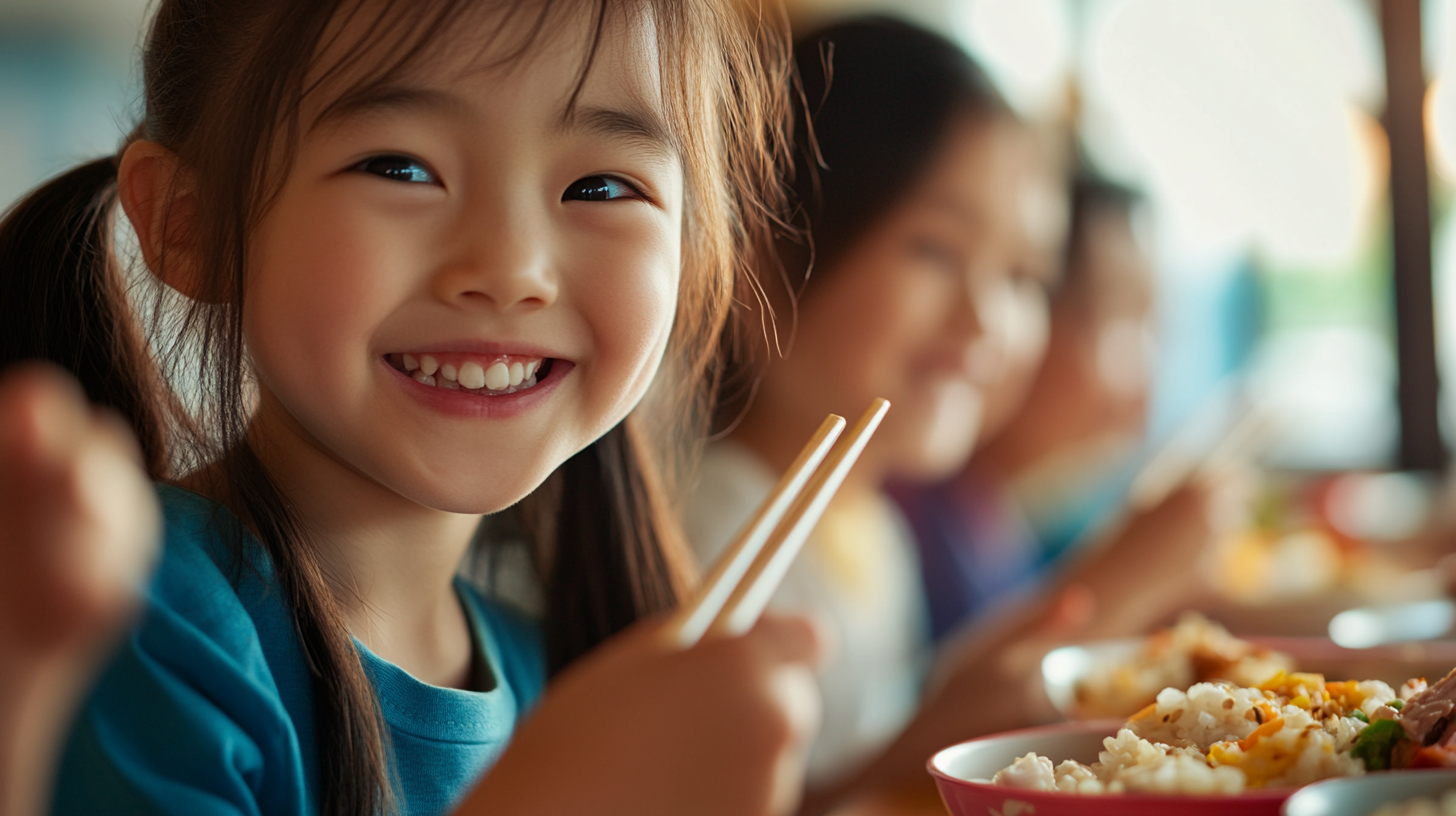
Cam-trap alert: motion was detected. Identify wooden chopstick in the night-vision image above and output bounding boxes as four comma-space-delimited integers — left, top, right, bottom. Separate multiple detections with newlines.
710, 398, 890, 637
667, 414, 846, 648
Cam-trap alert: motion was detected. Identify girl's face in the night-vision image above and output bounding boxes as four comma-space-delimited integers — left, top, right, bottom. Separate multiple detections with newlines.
243, 6, 684, 513
756, 118, 1058, 483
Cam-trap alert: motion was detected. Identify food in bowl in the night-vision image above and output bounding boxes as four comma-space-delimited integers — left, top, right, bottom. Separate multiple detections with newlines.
929, 721, 1294, 816
996, 669, 1414, 794
1069, 612, 1294, 718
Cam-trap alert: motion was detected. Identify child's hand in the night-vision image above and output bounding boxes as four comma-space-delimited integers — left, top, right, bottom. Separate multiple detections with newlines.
1073, 469, 1252, 638
0, 364, 160, 816
463, 614, 822, 816
0, 364, 159, 655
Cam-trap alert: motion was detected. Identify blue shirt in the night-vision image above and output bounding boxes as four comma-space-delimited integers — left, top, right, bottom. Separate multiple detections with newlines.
53, 485, 545, 816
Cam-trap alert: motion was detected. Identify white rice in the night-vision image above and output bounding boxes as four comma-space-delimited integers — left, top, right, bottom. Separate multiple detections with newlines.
1073, 613, 1295, 718
994, 676, 1397, 795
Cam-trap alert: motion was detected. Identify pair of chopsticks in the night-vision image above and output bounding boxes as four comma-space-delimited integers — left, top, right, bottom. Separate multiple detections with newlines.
668, 398, 890, 648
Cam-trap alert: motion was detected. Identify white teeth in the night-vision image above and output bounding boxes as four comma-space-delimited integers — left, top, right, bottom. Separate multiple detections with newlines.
458, 361, 486, 390
403, 355, 546, 394
484, 362, 511, 391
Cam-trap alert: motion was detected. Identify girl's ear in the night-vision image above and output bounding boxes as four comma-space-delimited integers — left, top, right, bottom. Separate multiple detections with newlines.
117, 141, 213, 302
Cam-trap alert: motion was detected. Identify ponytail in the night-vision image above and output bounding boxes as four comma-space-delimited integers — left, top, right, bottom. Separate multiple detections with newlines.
0, 152, 397, 814
0, 157, 173, 478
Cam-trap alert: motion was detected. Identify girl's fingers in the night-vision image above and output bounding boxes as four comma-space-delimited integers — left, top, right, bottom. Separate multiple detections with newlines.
747, 613, 825, 668
0, 364, 89, 466
65, 414, 160, 603
0, 364, 159, 654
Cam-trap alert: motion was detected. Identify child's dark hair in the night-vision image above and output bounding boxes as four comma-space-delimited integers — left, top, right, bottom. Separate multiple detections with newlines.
786, 15, 1013, 279
1061, 172, 1146, 297
0, 1, 797, 814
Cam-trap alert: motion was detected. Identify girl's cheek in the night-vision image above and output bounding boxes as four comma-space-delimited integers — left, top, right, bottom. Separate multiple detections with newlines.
568, 221, 680, 395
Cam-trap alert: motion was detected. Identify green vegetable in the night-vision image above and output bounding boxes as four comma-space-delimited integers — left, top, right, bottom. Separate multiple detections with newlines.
1390, 699, 1406, 711
1351, 710, 1369, 723
1352, 719, 1407, 771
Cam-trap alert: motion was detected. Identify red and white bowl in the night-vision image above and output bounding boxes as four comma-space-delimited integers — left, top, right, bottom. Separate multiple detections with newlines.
928, 720, 1294, 816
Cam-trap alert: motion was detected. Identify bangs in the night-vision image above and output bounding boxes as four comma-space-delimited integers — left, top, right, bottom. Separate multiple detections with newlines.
298, 0, 684, 156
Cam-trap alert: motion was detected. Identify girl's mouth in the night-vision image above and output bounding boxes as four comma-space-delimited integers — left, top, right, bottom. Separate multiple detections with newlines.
385, 352, 555, 396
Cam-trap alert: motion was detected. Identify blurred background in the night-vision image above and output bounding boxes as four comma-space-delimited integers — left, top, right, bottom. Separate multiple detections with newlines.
9, 0, 1456, 624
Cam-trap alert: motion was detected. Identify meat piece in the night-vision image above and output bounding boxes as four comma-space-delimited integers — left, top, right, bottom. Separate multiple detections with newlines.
1399, 668, 1456, 747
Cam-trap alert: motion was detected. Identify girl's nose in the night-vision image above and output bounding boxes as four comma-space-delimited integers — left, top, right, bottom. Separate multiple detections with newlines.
430, 211, 558, 311
948, 268, 995, 341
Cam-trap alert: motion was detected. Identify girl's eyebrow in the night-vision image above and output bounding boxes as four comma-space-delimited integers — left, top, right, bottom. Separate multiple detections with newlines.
312, 85, 469, 132
556, 104, 676, 161
311, 84, 675, 162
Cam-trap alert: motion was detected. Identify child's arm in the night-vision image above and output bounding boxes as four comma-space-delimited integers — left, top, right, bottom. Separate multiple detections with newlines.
0, 364, 159, 816
459, 614, 823, 816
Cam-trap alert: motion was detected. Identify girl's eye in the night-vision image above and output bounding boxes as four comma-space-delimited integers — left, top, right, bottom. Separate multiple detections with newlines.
563, 175, 639, 202
354, 155, 438, 185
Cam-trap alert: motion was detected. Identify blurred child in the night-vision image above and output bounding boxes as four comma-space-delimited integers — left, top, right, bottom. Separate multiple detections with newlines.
0, 1, 824, 814
685, 18, 1236, 812
974, 176, 1159, 560
893, 176, 1167, 641
685, 15, 1063, 792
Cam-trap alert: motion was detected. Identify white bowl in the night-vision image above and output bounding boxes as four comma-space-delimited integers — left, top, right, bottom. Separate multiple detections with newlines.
1282, 769, 1456, 816
1041, 637, 1456, 719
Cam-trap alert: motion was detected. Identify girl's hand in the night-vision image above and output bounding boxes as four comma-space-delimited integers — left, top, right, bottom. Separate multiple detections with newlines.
0, 364, 159, 816
1070, 470, 1251, 639
0, 364, 159, 654
463, 614, 822, 816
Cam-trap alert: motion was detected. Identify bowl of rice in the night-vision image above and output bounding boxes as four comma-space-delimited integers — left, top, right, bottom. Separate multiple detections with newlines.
1042, 613, 1296, 719
931, 670, 1407, 816
928, 720, 1292, 815
1282, 769, 1456, 815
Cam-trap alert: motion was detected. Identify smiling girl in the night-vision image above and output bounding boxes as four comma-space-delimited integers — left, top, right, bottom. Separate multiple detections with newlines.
0, 1, 819, 815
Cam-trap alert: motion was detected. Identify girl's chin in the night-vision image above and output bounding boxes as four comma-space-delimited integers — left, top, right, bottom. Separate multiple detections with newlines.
385, 461, 560, 516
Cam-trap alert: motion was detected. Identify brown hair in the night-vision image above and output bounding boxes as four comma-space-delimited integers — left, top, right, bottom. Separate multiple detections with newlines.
0, 1, 796, 813
787, 16, 1013, 280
